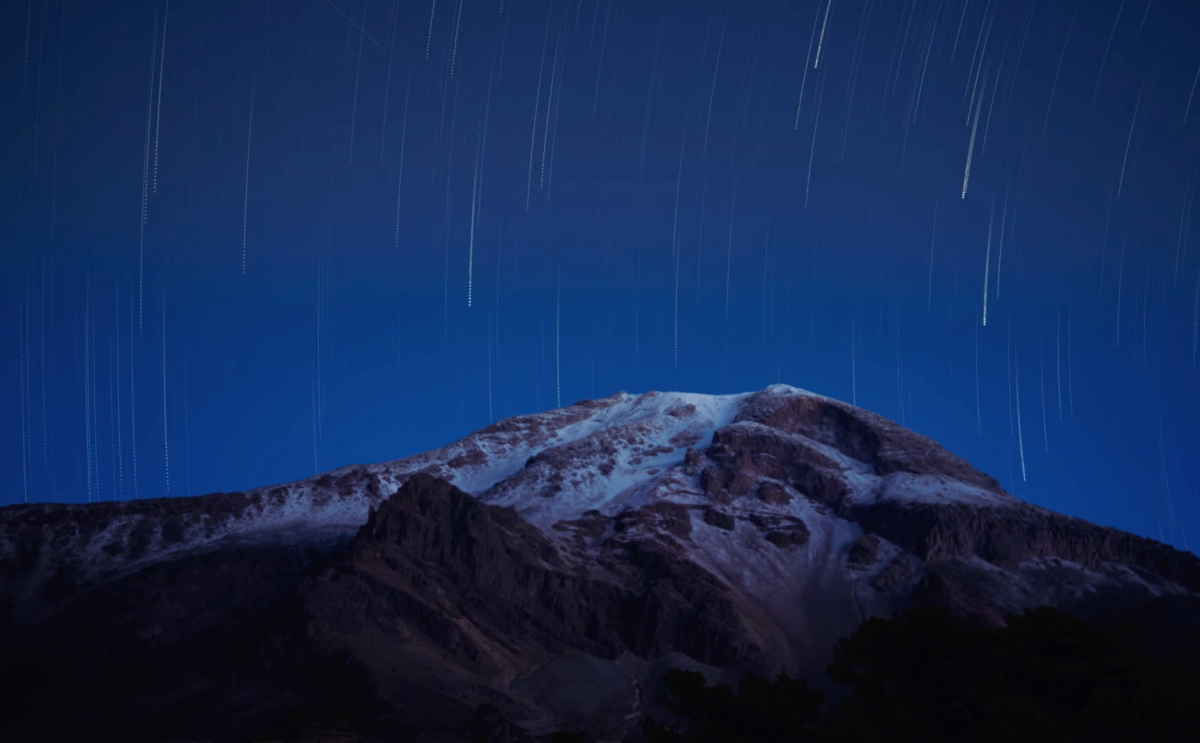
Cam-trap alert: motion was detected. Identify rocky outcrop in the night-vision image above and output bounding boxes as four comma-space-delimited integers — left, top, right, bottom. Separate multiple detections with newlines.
308, 473, 628, 677
852, 499, 1200, 591
308, 473, 762, 672
292, 475, 762, 736
736, 389, 1003, 492
700, 424, 851, 507
0, 468, 378, 631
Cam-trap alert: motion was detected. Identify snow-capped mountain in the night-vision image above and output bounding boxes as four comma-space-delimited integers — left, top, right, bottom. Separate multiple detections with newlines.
2, 385, 1197, 742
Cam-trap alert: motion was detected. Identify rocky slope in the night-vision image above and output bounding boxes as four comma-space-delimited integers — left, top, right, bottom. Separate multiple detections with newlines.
1, 385, 1197, 741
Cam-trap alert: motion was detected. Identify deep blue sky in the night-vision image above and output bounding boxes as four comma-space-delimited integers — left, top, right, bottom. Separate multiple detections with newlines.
2, 0, 1198, 552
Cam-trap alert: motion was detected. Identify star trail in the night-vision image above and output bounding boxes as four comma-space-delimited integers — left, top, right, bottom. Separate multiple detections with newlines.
2, 0, 1198, 552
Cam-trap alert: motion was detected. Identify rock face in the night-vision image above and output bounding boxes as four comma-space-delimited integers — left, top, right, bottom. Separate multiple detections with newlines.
1, 385, 1197, 742
297, 473, 762, 737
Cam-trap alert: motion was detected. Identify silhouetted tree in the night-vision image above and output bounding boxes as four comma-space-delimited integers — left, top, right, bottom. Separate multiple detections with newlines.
640, 668, 824, 742
634, 604, 1200, 743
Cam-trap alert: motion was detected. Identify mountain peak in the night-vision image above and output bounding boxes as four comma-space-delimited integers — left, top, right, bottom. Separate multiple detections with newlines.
2, 386, 1199, 741
0, 384, 1053, 623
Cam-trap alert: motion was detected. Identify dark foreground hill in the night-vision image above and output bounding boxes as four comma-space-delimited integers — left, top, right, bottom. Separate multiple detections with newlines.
640, 602, 1200, 743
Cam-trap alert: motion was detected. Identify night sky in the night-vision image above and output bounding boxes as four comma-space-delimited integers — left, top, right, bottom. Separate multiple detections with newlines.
3, 0, 1198, 552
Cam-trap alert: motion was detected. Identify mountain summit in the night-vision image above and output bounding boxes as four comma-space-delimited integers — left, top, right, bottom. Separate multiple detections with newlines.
2, 385, 1197, 741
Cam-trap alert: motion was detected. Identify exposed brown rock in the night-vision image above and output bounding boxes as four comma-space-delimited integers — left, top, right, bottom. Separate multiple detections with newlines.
642, 501, 694, 539
611, 539, 761, 666
553, 510, 609, 541
447, 449, 488, 469
847, 535, 882, 567
668, 431, 703, 448
852, 500, 1200, 592
870, 556, 919, 592
737, 391, 1002, 493
764, 530, 808, 549
703, 508, 736, 531
306, 474, 762, 727
756, 481, 792, 505
701, 424, 851, 507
